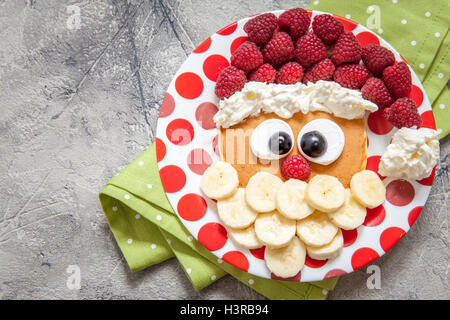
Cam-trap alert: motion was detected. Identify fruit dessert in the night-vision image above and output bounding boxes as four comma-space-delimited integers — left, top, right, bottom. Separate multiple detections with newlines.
199, 8, 440, 279
217, 81, 371, 187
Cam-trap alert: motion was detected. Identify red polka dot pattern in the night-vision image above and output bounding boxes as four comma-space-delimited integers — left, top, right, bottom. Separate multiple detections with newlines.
386, 180, 415, 206
203, 54, 229, 82
333, 15, 357, 31
364, 205, 386, 227
368, 109, 394, 135
365, 155, 385, 180
175, 72, 204, 99
230, 36, 249, 54
271, 271, 301, 282
408, 85, 424, 107
155, 9, 436, 282
417, 166, 436, 186
249, 247, 265, 260
159, 93, 175, 118
342, 229, 358, 247
351, 247, 380, 271
356, 31, 380, 47
193, 37, 211, 53
159, 165, 186, 193
198, 222, 228, 251
155, 138, 166, 162
408, 206, 423, 226
324, 269, 346, 279
305, 255, 328, 268
187, 148, 213, 175
420, 110, 437, 129
222, 251, 249, 272
177, 193, 207, 221
217, 22, 237, 36
166, 119, 194, 146
195, 102, 218, 130
380, 227, 406, 252
212, 134, 220, 157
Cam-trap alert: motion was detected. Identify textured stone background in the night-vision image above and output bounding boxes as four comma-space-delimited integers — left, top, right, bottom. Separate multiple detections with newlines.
0, 0, 448, 300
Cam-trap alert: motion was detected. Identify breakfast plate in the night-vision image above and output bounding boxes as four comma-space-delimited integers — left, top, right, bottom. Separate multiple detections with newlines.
155, 9, 438, 282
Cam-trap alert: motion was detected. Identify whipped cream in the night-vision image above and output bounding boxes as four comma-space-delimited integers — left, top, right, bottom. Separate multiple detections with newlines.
214, 80, 378, 128
378, 127, 440, 180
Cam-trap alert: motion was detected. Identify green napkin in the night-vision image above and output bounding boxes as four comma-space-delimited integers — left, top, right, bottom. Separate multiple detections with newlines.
309, 0, 449, 138
99, 1, 449, 300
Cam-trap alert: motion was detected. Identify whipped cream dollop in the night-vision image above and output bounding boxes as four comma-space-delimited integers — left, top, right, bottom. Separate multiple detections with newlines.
214, 80, 378, 128
378, 127, 440, 180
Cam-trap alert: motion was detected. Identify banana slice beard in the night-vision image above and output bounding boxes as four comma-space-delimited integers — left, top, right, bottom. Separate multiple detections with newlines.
306, 229, 344, 260
200, 161, 239, 200
276, 179, 315, 220
350, 170, 386, 208
296, 211, 338, 247
227, 225, 263, 249
265, 237, 306, 278
305, 174, 345, 213
245, 172, 283, 212
254, 211, 296, 248
328, 189, 367, 230
217, 188, 258, 229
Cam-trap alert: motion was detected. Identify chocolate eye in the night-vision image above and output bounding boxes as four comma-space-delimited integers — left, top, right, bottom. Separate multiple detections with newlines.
269, 131, 293, 155
250, 119, 294, 160
300, 131, 327, 158
297, 119, 345, 165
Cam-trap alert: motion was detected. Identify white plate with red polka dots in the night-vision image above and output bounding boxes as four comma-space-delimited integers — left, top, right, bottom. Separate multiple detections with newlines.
155, 10, 437, 282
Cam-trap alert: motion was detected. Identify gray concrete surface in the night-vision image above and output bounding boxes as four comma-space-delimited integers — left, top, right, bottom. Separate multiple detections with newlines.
0, 0, 448, 300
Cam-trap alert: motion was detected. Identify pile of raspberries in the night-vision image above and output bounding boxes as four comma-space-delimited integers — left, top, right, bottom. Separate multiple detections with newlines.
214, 8, 421, 129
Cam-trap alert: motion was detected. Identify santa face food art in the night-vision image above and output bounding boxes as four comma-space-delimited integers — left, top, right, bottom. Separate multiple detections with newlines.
197, 9, 439, 279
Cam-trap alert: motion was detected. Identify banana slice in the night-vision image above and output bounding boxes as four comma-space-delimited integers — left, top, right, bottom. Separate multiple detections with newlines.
276, 179, 315, 220
296, 211, 338, 247
200, 161, 239, 200
305, 174, 345, 213
328, 189, 367, 230
350, 170, 386, 208
217, 188, 258, 229
246, 172, 283, 212
265, 237, 306, 278
254, 211, 296, 248
227, 225, 263, 249
306, 229, 344, 260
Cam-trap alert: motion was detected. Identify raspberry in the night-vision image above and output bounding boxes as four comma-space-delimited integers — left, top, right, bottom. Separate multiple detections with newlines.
303, 58, 335, 83
278, 8, 311, 40
312, 14, 344, 44
230, 41, 263, 72
382, 62, 412, 98
276, 62, 304, 84
280, 154, 311, 181
294, 32, 327, 67
215, 66, 247, 99
262, 32, 295, 67
243, 13, 278, 46
383, 97, 422, 128
333, 64, 369, 89
361, 44, 395, 76
331, 31, 361, 66
248, 63, 277, 83
361, 77, 393, 109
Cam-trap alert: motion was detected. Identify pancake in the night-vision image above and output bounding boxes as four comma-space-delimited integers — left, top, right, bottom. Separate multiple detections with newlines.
219, 111, 367, 188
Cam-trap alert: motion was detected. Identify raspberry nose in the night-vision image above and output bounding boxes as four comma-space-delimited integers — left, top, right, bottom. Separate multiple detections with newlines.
280, 154, 311, 181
